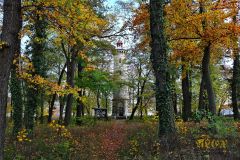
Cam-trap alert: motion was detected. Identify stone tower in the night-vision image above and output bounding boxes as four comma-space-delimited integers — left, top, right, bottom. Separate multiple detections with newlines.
112, 40, 129, 118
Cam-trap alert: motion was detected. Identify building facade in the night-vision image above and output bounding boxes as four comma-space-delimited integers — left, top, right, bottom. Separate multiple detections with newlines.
112, 40, 130, 118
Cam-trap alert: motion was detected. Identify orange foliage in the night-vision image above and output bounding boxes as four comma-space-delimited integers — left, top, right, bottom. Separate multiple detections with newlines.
132, 4, 150, 51
166, 0, 239, 64
131, 0, 240, 66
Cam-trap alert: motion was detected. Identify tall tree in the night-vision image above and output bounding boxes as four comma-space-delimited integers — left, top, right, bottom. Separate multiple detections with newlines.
232, 55, 240, 119
64, 46, 77, 126
150, 0, 176, 137
25, 8, 48, 130
48, 62, 67, 123
232, 37, 240, 120
132, 0, 239, 118
197, 2, 216, 114
10, 53, 23, 136
0, 0, 22, 159
129, 69, 151, 120
128, 52, 152, 120
165, 0, 239, 114
76, 59, 85, 124
182, 63, 192, 121
198, 43, 216, 114
230, 13, 240, 120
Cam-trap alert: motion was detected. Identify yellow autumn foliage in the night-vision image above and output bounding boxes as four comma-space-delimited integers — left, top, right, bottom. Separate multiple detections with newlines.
22, 0, 108, 48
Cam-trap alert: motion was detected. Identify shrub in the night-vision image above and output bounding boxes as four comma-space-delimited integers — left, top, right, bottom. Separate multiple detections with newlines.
75, 116, 97, 126
207, 118, 238, 138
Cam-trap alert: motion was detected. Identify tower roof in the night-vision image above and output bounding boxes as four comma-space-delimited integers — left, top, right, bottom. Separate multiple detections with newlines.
116, 40, 123, 48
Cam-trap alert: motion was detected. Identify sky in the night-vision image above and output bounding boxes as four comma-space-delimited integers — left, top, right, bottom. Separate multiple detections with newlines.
105, 0, 118, 7
105, 0, 132, 8
107, 0, 117, 4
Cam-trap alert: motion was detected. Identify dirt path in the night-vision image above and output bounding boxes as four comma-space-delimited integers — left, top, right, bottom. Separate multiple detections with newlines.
99, 120, 128, 160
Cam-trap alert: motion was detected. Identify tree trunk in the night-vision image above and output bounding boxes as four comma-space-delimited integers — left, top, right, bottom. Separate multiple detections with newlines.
129, 72, 141, 120
129, 70, 150, 120
25, 11, 47, 130
59, 96, 66, 124
64, 51, 76, 126
129, 96, 141, 120
6, 75, 23, 126
182, 65, 192, 121
171, 74, 178, 115
76, 61, 85, 119
198, 77, 206, 111
48, 62, 66, 123
10, 46, 23, 136
105, 95, 108, 109
198, 43, 216, 114
48, 94, 57, 123
40, 97, 44, 124
140, 97, 143, 118
0, 0, 22, 159
96, 89, 101, 108
25, 86, 37, 131
172, 88, 177, 115
150, 0, 176, 137
76, 99, 84, 117
232, 48, 240, 120
198, 2, 216, 114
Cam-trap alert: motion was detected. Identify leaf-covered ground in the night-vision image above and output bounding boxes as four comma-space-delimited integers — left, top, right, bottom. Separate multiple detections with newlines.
4, 118, 240, 160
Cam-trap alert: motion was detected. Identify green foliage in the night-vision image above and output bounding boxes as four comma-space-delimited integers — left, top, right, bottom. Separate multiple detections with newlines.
75, 116, 97, 127
207, 117, 238, 138
189, 125, 202, 138
76, 69, 117, 97
210, 65, 230, 109
90, 40, 116, 55
54, 141, 71, 159
193, 110, 215, 123
36, 140, 53, 157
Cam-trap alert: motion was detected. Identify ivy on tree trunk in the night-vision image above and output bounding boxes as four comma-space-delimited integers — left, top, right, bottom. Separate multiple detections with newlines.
25, 12, 47, 130
150, 0, 176, 137
10, 57, 23, 136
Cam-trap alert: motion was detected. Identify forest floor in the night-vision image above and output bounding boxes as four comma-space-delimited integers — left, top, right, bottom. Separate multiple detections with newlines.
4, 117, 240, 160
